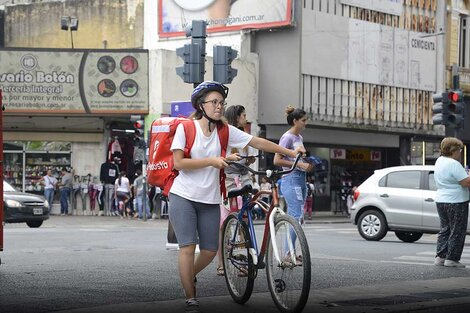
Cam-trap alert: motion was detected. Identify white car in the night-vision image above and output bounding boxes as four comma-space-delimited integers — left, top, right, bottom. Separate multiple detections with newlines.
350, 165, 470, 242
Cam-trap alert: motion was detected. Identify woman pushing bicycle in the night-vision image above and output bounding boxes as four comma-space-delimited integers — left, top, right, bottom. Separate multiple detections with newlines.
168, 81, 304, 313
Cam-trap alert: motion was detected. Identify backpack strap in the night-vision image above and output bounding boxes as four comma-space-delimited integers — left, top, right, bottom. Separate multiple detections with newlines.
182, 120, 196, 157
163, 120, 196, 197
217, 123, 229, 201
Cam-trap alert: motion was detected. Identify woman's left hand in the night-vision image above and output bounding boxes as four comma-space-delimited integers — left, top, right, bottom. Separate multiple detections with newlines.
245, 156, 256, 165
226, 153, 242, 162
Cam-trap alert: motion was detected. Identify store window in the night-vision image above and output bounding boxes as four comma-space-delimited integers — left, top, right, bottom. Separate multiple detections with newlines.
460, 15, 469, 68
410, 141, 440, 165
3, 141, 72, 195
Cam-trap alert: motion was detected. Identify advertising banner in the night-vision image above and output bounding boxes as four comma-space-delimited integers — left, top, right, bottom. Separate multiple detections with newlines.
159, 0, 293, 37
0, 48, 148, 114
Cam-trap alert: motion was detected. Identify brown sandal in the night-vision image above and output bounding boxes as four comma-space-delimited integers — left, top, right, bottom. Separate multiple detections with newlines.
216, 266, 224, 276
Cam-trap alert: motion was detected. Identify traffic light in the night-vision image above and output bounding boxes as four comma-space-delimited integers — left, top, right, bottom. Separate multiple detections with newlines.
447, 89, 464, 129
133, 119, 146, 148
132, 119, 146, 164
176, 20, 206, 84
213, 45, 238, 84
432, 92, 449, 126
176, 44, 203, 83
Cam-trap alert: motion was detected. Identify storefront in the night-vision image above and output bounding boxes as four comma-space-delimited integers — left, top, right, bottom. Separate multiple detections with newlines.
3, 141, 71, 193
264, 124, 401, 213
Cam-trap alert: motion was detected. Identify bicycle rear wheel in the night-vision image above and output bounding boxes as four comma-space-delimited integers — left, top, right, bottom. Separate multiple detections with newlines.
266, 215, 311, 313
222, 214, 255, 304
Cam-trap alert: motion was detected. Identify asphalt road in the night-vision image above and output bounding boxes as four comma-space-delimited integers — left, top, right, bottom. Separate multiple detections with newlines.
1, 216, 470, 313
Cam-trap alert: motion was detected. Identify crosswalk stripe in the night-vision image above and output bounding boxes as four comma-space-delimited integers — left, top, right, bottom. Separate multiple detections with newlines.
394, 255, 470, 262
416, 251, 470, 258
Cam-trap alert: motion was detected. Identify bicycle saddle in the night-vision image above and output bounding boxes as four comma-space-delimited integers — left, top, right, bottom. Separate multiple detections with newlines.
227, 184, 252, 198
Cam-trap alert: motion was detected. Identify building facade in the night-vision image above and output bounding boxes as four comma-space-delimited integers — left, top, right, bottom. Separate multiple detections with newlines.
2, 0, 470, 213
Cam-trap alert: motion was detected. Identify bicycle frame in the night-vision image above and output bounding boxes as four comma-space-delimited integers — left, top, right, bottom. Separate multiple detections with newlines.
229, 156, 302, 269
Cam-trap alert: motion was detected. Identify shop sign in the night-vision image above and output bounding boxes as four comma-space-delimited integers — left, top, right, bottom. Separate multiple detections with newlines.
370, 150, 381, 161
331, 149, 346, 159
346, 149, 370, 161
159, 0, 293, 37
0, 48, 148, 115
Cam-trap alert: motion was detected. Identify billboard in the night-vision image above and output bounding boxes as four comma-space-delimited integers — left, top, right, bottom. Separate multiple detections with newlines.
0, 48, 148, 114
159, 0, 293, 37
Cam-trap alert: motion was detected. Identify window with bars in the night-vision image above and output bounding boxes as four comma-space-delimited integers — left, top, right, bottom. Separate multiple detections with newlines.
460, 16, 469, 68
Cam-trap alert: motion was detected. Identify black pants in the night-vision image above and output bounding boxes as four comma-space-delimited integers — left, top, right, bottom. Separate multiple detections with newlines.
436, 202, 469, 261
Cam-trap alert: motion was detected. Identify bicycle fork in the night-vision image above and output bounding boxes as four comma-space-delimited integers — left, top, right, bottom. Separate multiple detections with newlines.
269, 207, 296, 266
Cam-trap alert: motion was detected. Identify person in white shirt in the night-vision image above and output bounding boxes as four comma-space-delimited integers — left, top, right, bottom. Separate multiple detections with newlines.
41, 169, 57, 211
168, 81, 305, 312
114, 171, 131, 218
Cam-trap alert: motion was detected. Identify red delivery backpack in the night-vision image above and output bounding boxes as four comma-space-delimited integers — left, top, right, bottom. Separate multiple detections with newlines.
147, 117, 229, 198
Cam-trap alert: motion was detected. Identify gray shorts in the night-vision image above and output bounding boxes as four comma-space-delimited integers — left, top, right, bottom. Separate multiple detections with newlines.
168, 193, 220, 251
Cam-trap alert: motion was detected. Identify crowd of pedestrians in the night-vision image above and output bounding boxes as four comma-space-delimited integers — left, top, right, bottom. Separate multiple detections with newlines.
44, 167, 167, 220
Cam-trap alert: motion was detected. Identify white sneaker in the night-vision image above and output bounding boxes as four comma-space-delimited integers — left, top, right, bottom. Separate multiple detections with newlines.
434, 256, 445, 266
444, 260, 466, 268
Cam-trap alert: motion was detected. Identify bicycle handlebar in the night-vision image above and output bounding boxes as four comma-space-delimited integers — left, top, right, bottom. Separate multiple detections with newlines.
226, 153, 303, 180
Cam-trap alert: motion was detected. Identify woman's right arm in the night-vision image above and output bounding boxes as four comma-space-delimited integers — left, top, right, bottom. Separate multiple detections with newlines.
459, 176, 470, 187
172, 149, 228, 170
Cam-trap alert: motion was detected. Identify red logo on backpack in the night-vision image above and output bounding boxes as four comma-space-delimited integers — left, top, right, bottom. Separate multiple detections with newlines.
147, 117, 229, 198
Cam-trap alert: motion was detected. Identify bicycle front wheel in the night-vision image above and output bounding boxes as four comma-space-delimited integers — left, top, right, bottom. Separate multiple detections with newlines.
266, 215, 311, 313
222, 213, 255, 304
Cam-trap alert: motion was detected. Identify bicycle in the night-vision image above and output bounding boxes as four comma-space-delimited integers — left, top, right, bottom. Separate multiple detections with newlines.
222, 153, 311, 313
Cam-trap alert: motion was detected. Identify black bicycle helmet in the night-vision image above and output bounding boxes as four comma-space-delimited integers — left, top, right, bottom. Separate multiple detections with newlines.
191, 81, 229, 109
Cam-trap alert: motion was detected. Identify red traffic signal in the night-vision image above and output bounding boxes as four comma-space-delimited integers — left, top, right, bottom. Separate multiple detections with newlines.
448, 90, 463, 103
133, 120, 144, 129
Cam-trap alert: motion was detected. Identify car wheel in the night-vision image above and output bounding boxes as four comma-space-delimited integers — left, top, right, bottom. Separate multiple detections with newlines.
26, 221, 43, 228
357, 210, 387, 241
394, 231, 423, 243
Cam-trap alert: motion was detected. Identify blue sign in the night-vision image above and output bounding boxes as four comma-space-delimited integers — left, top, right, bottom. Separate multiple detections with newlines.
171, 101, 194, 118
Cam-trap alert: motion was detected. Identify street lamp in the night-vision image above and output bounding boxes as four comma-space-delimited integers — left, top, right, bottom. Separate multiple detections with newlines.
60, 16, 79, 48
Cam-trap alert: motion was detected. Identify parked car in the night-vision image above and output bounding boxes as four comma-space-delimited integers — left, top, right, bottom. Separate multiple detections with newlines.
350, 165, 470, 243
3, 180, 50, 228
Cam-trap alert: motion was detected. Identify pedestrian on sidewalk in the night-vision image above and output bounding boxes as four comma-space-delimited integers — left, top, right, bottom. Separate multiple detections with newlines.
433, 137, 470, 268
58, 167, 73, 215
304, 176, 315, 220
134, 169, 150, 220
40, 169, 58, 212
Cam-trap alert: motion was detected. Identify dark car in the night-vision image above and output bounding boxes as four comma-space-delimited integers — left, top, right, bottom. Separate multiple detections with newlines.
3, 181, 50, 228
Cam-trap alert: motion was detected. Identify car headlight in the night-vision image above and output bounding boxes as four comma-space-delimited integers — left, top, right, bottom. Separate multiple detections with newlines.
5, 199, 22, 208
44, 200, 50, 209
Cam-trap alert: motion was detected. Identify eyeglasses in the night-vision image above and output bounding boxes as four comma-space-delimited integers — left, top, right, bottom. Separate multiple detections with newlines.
202, 99, 227, 108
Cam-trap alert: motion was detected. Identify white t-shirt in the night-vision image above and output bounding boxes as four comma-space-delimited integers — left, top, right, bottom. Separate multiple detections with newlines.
170, 121, 253, 204
115, 177, 131, 193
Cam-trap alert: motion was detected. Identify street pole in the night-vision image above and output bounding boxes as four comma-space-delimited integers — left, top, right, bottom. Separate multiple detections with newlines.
70, 28, 74, 49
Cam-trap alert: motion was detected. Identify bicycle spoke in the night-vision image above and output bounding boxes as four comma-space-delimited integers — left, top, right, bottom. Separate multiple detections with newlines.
222, 214, 255, 304
266, 215, 311, 313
